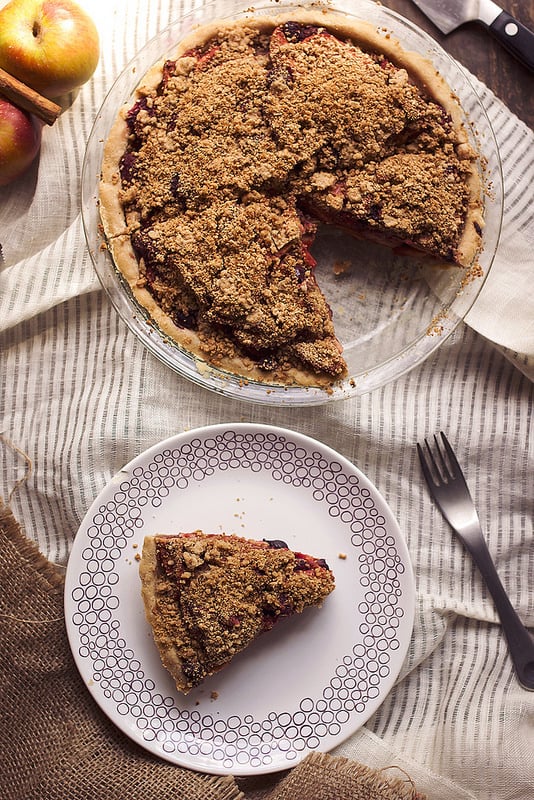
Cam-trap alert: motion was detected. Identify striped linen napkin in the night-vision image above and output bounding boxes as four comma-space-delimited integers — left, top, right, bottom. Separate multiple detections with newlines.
0, 4, 532, 800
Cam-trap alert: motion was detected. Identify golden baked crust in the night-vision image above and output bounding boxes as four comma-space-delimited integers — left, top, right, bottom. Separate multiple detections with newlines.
139, 532, 335, 694
100, 8, 484, 388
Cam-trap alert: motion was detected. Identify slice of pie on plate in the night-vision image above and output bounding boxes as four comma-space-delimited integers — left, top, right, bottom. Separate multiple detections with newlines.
100, 7, 484, 388
139, 531, 335, 694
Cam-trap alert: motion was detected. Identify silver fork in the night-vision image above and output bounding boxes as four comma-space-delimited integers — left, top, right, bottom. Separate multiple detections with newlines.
417, 432, 534, 691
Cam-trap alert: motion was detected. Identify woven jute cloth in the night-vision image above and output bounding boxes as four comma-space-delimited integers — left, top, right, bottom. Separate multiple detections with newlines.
0, 501, 425, 800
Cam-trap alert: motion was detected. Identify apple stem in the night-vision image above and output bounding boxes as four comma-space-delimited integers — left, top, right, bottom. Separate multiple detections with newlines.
32, 22, 40, 38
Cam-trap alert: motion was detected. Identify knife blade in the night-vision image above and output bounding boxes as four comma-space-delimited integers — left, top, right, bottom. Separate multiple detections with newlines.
411, 0, 534, 72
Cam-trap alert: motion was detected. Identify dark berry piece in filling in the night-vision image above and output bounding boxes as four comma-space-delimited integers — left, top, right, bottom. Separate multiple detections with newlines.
280, 21, 321, 43
369, 203, 382, 223
131, 230, 159, 269
171, 308, 198, 330
264, 539, 289, 550
119, 151, 137, 184
294, 552, 330, 571
294, 263, 308, 283
125, 97, 154, 143
276, 593, 295, 616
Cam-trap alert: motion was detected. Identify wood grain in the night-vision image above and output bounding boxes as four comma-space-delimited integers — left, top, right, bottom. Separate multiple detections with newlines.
385, 0, 533, 128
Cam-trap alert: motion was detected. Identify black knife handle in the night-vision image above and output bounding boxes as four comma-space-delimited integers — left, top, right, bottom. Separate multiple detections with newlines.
489, 10, 534, 72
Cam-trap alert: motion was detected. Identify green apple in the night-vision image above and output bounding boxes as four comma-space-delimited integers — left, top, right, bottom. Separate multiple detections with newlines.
0, 95, 41, 185
0, 0, 99, 99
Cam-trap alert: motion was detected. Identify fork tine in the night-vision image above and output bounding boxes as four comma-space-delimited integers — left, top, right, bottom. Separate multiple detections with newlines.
418, 432, 471, 491
422, 435, 447, 483
433, 432, 453, 482
429, 435, 448, 482
417, 433, 453, 485
439, 432, 471, 492
416, 440, 438, 486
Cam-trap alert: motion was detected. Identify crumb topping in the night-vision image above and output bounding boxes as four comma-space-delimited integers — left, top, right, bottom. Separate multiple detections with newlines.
111, 18, 480, 385
142, 532, 335, 692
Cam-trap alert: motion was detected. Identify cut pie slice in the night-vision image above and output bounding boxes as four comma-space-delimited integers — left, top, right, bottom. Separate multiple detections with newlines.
139, 531, 335, 693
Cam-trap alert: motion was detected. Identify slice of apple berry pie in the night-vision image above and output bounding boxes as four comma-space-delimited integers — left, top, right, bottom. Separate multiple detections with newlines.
139, 531, 335, 693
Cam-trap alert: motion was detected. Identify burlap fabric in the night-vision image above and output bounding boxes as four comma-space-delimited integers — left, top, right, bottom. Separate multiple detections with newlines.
0, 501, 425, 800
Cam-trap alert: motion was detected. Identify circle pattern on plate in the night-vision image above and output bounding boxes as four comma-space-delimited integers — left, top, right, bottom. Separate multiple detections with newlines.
68, 428, 409, 773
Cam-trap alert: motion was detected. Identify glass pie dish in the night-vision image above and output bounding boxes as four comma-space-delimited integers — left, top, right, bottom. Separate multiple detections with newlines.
81, 0, 503, 406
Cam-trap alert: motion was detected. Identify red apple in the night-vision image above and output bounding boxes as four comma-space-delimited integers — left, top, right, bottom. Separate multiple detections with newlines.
0, 96, 41, 186
0, 0, 99, 99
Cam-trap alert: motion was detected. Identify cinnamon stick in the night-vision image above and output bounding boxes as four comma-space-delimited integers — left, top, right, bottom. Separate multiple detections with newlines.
0, 67, 61, 126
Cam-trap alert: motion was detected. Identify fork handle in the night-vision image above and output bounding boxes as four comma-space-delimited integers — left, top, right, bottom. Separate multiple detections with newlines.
460, 523, 534, 691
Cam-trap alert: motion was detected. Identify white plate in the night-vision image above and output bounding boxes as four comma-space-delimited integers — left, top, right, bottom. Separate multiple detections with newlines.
65, 424, 415, 775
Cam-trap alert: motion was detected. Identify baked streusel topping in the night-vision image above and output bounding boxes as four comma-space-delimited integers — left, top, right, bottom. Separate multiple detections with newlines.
139, 532, 335, 693
100, 9, 483, 387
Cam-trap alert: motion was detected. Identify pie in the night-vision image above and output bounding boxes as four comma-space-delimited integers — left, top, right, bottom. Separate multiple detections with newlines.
139, 531, 335, 693
99, 7, 484, 388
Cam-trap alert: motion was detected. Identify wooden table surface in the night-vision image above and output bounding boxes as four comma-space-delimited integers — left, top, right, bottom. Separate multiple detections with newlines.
384, 0, 533, 129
